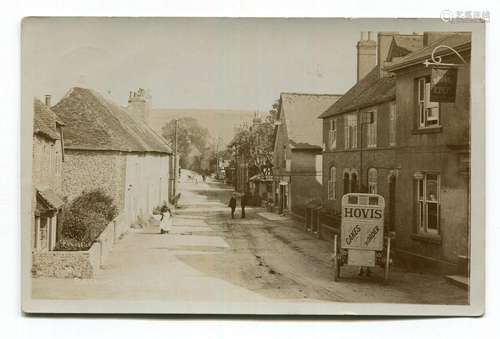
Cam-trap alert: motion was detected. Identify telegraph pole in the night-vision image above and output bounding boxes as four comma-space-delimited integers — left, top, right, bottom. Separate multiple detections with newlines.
173, 119, 178, 196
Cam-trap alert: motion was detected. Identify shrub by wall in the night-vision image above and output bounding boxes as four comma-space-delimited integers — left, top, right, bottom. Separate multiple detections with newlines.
56, 189, 118, 251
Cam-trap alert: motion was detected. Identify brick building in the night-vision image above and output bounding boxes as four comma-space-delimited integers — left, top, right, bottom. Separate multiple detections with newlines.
319, 32, 423, 230
273, 92, 341, 215
32, 96, 65, 252
51, 87, 173, 229
319, 32, 471, 274
385, 33, 471, 274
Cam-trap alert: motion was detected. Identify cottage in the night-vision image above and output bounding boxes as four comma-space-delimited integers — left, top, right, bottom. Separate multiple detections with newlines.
319, 32, 423, 233
32, 96, 65, 252
385, 33, 471, 274
272, 93, 341, 216
51, 87, 173, 230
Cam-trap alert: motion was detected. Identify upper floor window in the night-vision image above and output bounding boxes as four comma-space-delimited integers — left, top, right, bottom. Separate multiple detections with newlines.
328, 118, 337, 150
368, 168, 377, 194
417, 77, 440, 128
344, 114, 358, 149
416, 172, 440, 234
389, 102, 396, 146
366, 111, 377, 148
328, 166, 336, 200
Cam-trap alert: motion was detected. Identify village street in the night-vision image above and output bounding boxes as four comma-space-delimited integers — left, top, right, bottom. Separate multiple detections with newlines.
32, 171, 468, 304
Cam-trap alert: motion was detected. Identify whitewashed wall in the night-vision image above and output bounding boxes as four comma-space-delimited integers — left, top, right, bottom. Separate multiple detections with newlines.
124, 153, 170, 226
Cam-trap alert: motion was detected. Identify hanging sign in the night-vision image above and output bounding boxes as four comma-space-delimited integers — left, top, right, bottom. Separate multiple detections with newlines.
430, 66, 458, 102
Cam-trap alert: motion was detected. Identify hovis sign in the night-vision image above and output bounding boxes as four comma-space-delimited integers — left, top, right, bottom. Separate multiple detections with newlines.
430, 66, 458, 102
340, 193, 385, 251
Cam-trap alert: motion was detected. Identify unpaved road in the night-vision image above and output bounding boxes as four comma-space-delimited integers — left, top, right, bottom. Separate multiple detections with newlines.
32, 172, 468, 305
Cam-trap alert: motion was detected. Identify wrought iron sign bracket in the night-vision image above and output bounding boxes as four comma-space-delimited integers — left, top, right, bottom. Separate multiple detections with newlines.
423, 45, 467, 68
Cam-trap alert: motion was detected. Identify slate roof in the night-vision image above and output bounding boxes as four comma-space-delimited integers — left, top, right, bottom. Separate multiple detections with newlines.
319, 66, 395, 119
52, 87, 172, 154
385, 33, 471, 72
33, 98, 61, 141
279, 93, 341, 149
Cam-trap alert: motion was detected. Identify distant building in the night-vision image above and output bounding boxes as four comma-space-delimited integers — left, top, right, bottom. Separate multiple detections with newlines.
51, 87, 173, 229
272, 92, 341, 215
32, 96, 65, 252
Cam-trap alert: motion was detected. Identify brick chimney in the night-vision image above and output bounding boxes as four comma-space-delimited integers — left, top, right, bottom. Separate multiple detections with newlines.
357, 31, 377, 82
127, 88, 152, 126
44, 94, 52, 107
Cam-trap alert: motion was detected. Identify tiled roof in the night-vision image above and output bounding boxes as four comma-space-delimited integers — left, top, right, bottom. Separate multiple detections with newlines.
37, 188, 65, 210
33, 98, 60, 140
319, 66, 395, 118
279, 93, 341, 149
52, 87, 172, 154
386, 33, 471, 71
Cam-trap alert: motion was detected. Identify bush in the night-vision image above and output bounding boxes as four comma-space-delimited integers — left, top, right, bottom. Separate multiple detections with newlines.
56, 189, 118, 251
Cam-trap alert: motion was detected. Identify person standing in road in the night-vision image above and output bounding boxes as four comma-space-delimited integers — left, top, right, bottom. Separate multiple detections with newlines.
160, 204, 173, 234
228, 194, 237, 219
240, 193, 247, 219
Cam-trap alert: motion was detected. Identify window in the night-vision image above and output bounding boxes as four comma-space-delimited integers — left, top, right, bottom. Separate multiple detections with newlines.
368, 168, 377, 194
417, 77, 440, 128
344, 114, 358, 149
366, 111, 377, 148
389, 102, 396, 146
328, 118, 337, 150
416, 172, 440, 234
328, 166, 336, 200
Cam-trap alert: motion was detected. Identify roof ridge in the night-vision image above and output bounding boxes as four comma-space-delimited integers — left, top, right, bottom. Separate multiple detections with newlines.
280, 92, 343, 97
53, 87, 172, 154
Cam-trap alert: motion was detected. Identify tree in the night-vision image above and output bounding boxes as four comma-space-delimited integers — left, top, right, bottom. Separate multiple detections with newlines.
228, 103, 277, 176
161, 117, 211, 170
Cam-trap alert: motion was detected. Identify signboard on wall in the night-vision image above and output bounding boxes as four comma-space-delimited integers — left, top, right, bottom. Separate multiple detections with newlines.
430, 66, 458, 102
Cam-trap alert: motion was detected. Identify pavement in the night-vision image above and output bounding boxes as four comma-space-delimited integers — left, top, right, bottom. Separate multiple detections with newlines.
32, 170, 469, 305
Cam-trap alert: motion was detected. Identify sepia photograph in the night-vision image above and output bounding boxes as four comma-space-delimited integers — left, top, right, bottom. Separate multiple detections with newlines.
20, 17, 485, 315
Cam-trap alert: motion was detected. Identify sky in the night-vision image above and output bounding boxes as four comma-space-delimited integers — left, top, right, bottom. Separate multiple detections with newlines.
22, 17, 459, 112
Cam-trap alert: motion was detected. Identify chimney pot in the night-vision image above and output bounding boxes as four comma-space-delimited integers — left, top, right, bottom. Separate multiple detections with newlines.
45, 95, 51, 107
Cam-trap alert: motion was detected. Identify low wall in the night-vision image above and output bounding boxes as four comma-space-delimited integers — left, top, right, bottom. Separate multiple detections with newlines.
32, 213, 127, 279
32, 243, 100, 279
